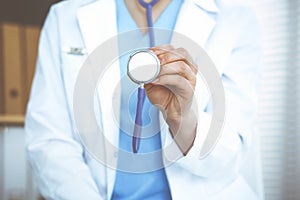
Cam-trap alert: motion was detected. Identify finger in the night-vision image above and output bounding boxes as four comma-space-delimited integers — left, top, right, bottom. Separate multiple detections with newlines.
159, 61, 196, 82
158, 49, 198, 74
152, 74, 195, 93
177, 47, 198, 72
150, 45, 175, 55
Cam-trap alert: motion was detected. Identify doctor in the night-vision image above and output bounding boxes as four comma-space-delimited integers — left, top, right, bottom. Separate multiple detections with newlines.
25, 0, 261, 199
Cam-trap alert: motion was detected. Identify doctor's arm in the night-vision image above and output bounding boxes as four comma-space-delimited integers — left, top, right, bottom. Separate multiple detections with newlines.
176, 11, 261, 178
150, 10, 261, 178
25, 7, 103, 200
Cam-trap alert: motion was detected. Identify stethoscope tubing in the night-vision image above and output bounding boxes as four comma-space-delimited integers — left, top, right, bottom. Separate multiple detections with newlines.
132, 87, 146, 153
139, 0, 158, 47
132, 0, 158, 153
146, 5, 155, 47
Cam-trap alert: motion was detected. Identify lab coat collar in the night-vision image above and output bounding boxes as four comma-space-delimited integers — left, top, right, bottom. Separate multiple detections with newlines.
77, 0, 117, 54
76, 0, 219, 56
173, 0, 217, 49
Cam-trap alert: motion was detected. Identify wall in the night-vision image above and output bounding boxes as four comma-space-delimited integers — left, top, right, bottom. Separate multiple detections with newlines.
0, 0, 60, 115
0, 127, 39, 200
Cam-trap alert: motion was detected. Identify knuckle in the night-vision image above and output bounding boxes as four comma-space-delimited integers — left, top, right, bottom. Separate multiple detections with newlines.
177, 47, 187, 56
177, 73, 185, 82
164, 54, 171, 61
178, 62, 186, 74
168, 45, 175, 50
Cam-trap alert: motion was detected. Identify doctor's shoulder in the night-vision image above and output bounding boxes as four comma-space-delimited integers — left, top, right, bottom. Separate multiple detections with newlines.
43, 0, 99, 26
41, 0, 92, 55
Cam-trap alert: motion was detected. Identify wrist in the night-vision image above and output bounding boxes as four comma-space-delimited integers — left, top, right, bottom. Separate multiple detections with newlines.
167, 109, 198, 155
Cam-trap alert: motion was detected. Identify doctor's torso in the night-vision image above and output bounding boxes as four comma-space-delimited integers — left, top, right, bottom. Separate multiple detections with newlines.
26, 0, 260, 199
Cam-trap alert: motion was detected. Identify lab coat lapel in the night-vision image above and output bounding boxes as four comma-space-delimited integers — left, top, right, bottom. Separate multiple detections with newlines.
172, 0, 217, 50
77, 0, 118, 54
77, 1, 119, 199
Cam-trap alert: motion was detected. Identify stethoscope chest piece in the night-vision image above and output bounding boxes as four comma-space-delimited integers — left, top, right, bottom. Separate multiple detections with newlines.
127, 49, 160, 153
127, 49, 160, 85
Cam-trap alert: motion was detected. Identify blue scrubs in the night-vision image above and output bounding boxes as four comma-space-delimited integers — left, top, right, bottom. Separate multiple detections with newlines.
112, 1, 183, 199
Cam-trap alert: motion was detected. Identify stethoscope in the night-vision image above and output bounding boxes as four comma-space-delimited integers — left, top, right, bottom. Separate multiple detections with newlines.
127, 0, 161, 153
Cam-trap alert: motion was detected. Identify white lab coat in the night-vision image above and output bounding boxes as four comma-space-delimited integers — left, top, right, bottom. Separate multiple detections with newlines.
25, 0, 261, 199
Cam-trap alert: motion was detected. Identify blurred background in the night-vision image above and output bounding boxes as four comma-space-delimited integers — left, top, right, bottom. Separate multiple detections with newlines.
0, 0, 299, 200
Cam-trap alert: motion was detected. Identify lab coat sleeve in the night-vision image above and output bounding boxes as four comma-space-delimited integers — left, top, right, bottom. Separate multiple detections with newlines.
25, 7, 103, 200
168, 9, 261, 178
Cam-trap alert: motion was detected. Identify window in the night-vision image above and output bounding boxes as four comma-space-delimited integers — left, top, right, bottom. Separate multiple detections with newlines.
240, 0, 300, 199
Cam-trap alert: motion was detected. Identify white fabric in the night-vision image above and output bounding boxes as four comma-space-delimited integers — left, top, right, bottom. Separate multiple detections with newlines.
25, 0, 262, 199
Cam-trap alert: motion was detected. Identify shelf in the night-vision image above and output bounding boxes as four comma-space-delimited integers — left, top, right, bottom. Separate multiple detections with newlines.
0, 114, 24, 126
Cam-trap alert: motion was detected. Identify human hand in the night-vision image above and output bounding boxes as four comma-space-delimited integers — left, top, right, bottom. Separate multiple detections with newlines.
144, 45, 198, 154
